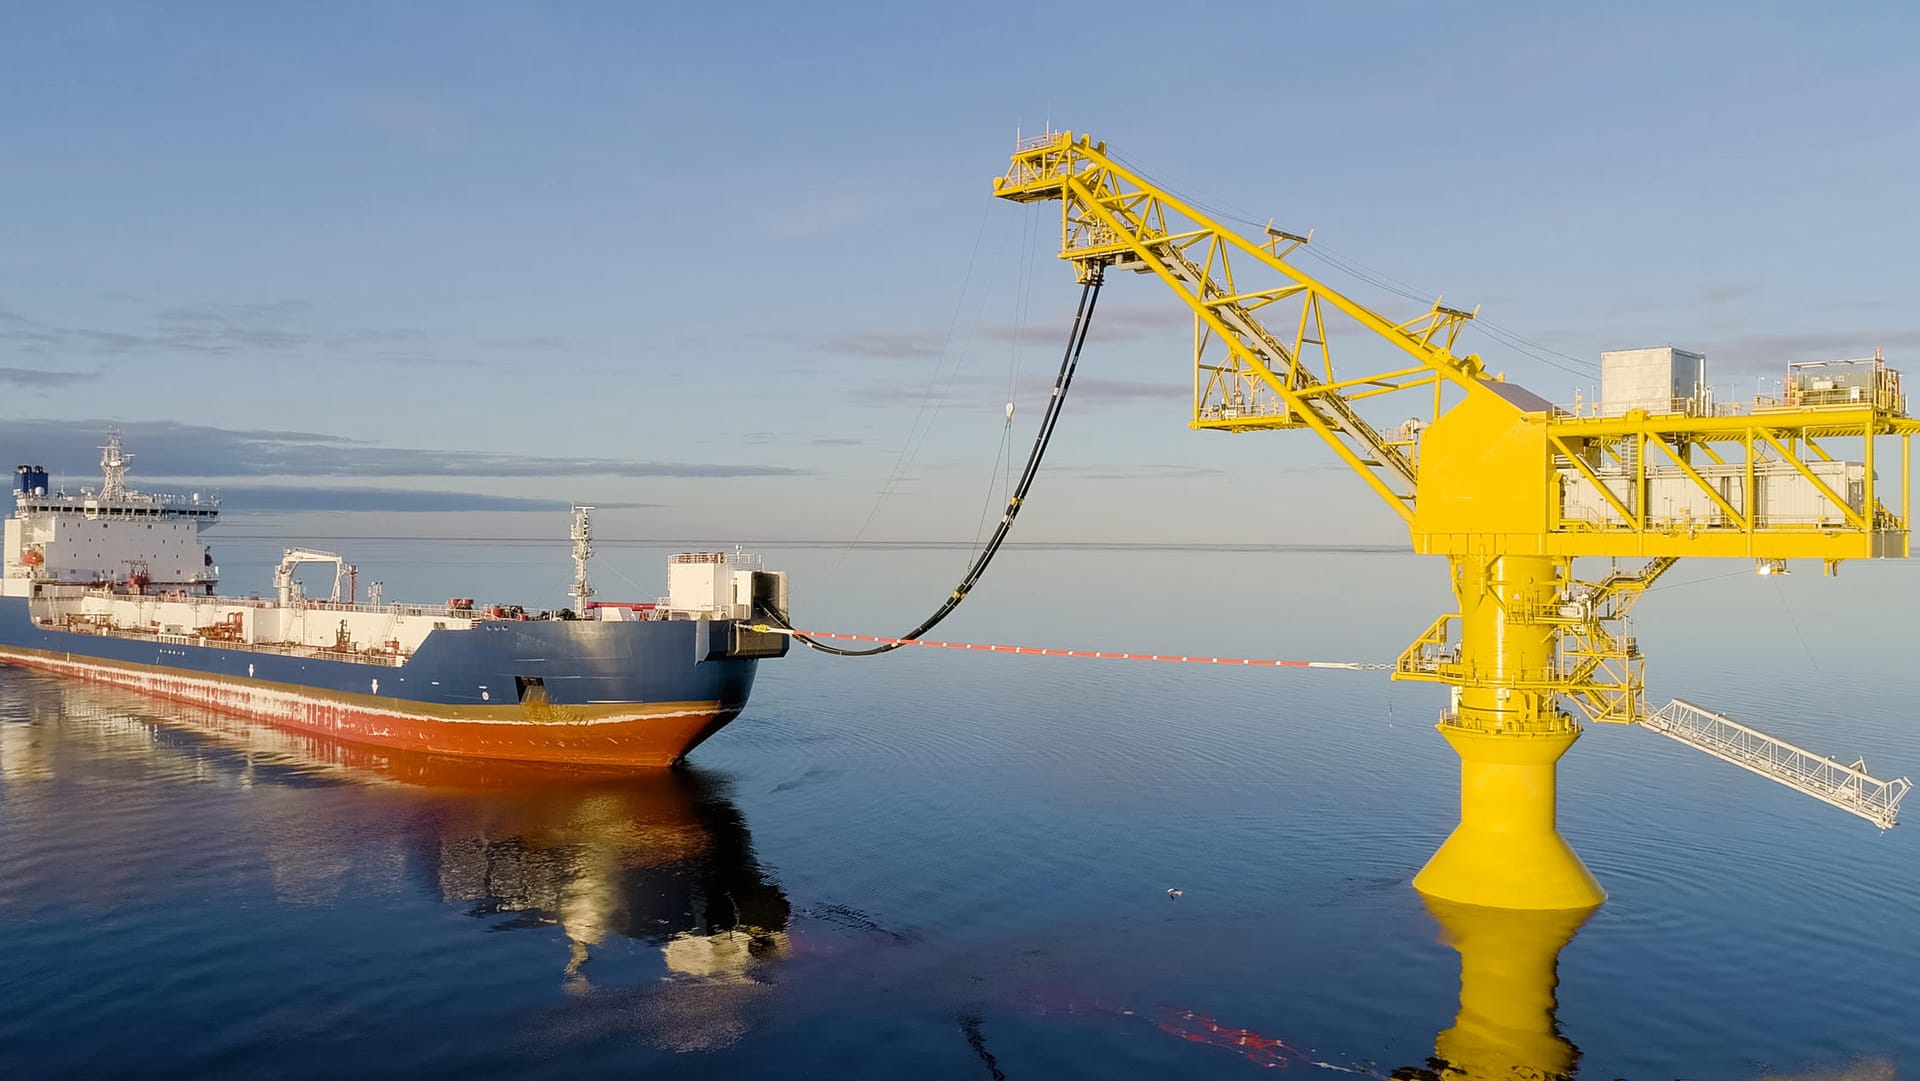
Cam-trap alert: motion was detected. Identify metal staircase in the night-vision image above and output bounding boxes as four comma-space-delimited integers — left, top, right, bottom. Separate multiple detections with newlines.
1644, 698, 1911, 829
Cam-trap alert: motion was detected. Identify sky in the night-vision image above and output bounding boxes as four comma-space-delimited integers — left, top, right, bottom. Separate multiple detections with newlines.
3, 2, 1917, 547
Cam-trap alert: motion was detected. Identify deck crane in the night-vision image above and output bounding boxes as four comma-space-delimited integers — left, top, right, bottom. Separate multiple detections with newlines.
273, 548, 356, 606
995, 132, 1918, 911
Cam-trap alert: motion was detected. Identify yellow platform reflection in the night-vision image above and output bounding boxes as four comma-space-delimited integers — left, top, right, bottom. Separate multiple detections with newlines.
1396, 898, 1591, 1080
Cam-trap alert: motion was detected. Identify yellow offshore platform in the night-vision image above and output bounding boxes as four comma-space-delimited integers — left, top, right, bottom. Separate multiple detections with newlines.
995, 132, 1916, 912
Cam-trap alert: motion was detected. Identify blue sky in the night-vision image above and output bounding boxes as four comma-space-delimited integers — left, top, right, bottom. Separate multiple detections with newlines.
3, 2, 1916, 545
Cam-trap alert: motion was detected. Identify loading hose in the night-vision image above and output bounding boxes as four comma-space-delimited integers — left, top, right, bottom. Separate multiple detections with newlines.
766, 264, 1107, 656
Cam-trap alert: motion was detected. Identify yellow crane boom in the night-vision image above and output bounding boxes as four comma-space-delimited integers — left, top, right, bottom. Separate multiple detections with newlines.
995, 131, 1915, 911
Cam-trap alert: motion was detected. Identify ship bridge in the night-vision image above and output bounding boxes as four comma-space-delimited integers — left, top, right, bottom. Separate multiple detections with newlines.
5, 434, 221, 597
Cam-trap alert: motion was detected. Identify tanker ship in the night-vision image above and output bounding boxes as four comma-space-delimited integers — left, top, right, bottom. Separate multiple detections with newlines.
0, 434, 790, 767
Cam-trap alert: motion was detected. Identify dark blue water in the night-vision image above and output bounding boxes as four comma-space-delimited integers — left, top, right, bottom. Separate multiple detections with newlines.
3, 541, 1916, 1079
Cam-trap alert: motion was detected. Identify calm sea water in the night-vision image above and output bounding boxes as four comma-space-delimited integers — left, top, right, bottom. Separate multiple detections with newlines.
3, 539, 1917, 1080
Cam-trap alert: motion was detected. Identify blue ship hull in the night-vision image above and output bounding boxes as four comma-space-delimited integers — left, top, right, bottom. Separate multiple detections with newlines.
0, 597, 787, 766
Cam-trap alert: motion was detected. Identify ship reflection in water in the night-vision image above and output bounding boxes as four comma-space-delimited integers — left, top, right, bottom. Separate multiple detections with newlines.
1, 676, 792, 1051
409, 754, 791, 994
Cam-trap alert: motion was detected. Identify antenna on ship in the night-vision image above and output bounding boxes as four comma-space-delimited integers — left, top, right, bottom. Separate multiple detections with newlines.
99, 430, 131, 501
570, 504, 595, 616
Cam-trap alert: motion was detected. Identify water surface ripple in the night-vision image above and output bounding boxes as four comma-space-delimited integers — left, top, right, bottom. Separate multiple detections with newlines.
2, 544, 1915, 1079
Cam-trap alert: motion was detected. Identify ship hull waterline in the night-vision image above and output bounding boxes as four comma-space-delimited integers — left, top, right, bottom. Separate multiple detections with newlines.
0, 645, 752, 769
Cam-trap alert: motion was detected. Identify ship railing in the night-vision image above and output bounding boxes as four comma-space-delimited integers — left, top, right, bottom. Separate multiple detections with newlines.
18, 493, 220, 516
668, 549, 763, 571
1553, 395, 1719, 419
286, 597, 482, 620
43, 583, 517, 624
231, 640, 408, 667
131, 592, 483, 622
55, 617, 409, 666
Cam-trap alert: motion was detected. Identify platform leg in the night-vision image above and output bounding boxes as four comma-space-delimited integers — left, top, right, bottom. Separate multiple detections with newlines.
1413, 554, 1605, 910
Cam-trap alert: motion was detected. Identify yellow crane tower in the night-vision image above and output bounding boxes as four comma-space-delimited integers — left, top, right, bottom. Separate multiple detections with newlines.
995, 131, 1917, 912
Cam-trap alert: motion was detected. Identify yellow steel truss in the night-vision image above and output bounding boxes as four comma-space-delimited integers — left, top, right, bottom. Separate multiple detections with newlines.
995, 132, 1914, 910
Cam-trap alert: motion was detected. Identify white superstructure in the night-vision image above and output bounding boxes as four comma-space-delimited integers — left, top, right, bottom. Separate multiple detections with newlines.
664, 549, 784, 621
1598, 346, 1709, 417
4, 433, 221, 596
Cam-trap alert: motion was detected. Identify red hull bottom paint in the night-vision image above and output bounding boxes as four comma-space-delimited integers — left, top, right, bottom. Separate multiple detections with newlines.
0, 650, 739, 768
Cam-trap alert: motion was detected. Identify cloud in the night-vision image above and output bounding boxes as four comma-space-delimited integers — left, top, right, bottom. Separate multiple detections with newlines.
1700, 329, 1920, 376
1697, 285, 1755, 306
0, 300, 478, 369
804, 304, 1189, 366
0, 367, 101, 388
1049, 463, 1227, 482
206, 486, 659, 514
476, 334, 583, 351
0, 420, 812, 481
981, 304, 1188, 344
151, 300, 313, 323
808, 436, 865, 447
820, 332, 946, 360
852, 372, 1183, 410
352, 92, 460, 145
1089, 305, 1190, 337
1063, 377, 1188, 405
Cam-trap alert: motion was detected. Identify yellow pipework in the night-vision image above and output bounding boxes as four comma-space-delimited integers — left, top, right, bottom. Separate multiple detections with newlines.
1451, 555, 1562, 730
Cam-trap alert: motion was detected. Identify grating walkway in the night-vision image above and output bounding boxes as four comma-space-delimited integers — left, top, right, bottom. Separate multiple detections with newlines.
1644, 698, 1911, 829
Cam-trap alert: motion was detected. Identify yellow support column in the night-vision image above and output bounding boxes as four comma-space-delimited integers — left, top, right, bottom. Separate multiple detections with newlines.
1414, 554, 1606, 910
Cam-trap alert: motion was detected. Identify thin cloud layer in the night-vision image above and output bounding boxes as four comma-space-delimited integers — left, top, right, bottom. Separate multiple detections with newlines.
206, 486, 657, 514
1701, 329, 1920, 377
151, 300, 315, 323
0, 366, 101, 388
0, 419, 811, 481
981, 304, 1189, 344
820, 332, 947, 360
2, 298, 464, 368
1049, 463, 1228, 482
816, 304, 1189, 364
853, 373, 1184, 409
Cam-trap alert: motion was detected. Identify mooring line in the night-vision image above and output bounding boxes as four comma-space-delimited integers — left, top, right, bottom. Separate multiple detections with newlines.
751, 625, 1390, 671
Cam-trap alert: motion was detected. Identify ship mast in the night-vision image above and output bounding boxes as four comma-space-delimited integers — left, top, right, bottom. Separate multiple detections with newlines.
570, 504, 594, 615
99, 431, 131, 501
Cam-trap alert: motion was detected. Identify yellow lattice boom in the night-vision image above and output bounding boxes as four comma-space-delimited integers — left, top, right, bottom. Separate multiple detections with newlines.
995, 131, 1916, 910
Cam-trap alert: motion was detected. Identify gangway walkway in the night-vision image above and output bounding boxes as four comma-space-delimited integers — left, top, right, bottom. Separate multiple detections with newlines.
1644, 698, 1911, 828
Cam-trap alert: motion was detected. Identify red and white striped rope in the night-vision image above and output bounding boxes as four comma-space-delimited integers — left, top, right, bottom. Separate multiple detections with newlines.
754, 625, 1391, 671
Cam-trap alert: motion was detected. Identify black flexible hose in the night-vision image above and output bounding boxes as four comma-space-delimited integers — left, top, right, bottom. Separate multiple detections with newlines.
768, 264, 1107, 656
